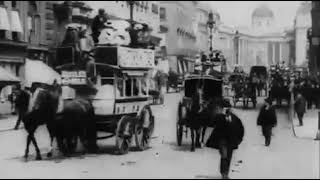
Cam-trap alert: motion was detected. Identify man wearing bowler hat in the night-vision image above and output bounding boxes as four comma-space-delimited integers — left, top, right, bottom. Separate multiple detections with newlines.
257, 98, 277, 146
206, 98, 244, 179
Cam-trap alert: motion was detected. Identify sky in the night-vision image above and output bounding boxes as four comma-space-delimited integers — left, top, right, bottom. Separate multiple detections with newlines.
207, 1, 303, 28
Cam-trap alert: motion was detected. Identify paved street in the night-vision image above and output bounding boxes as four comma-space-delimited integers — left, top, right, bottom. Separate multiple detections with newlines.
293, 109, 320, 140
0, 93, 318, 179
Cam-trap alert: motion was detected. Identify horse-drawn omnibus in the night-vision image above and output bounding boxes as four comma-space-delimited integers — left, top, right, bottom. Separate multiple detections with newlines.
55, 44, 156, 154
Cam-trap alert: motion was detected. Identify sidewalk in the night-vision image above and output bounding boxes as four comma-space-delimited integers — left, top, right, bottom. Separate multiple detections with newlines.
293, 109, 319, 140
0, 101, 13, 115
0, 115, 19, 132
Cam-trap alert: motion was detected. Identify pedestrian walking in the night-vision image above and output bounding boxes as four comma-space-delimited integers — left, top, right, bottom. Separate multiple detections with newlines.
13, 85, 30, 130
294, 93, 306, 126
257, 98, 277, 146
206, 100, 244, 179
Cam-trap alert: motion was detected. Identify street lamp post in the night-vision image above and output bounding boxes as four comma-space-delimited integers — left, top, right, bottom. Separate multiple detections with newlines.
207, 11, 216, 54
234, 30, 240, 65
128, 1, 135, 28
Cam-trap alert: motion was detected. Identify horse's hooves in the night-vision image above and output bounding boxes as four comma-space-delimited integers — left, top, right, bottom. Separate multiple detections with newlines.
35, 156, 42, 161
191, 148, 195, 152
47, 152, 53, 158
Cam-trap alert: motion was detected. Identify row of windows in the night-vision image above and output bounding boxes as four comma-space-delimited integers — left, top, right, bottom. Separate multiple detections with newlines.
115, 1, 158, 14
177, 28, 196, 41
0, 1, 40, 43
0, 1, 17, 8
0, 30, 19, 41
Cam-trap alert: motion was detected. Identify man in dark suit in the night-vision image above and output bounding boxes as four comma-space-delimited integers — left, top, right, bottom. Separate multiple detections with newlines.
206, 99, 244, 179
91, 9, 108, 44
257, 98, 277, 146
294, 93, 306, 126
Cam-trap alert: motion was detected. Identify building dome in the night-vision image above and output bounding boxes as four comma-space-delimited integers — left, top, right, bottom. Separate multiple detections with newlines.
252, 4, 274, 18
296, 2, 311, 16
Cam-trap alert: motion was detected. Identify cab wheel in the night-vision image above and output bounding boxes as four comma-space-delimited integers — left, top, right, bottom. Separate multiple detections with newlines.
116, 116, 133, 155
135, 106, 155, 151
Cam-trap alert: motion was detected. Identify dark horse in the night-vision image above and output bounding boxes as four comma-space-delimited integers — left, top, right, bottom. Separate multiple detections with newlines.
184, 85, 221, 152
243, 78, 257, 108
23, 85, 97, 161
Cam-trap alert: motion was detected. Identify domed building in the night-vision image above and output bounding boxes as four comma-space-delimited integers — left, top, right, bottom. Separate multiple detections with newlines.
251, 4, 275, 33
214, 4, 294, 73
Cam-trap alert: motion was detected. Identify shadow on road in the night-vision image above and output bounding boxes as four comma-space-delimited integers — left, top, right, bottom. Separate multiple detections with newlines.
7, 151, 87, 163
194, 175, 221, 179
166, 141, 195, 152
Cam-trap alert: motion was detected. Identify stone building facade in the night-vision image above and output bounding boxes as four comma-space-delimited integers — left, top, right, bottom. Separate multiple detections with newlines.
217, 4, 292, 73
294, 2, 311, 67
0, 1, 56, 80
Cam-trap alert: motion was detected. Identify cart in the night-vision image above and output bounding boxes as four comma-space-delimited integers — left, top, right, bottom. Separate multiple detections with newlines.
229, 73, 256, 108
250, 65, 268, 97
269, 66, 291, 106
176, 74, 224, 147
55, 45, 155, 154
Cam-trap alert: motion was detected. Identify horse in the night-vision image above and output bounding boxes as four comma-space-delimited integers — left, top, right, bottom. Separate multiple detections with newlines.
182, 83, 221, 152
243, 79, 257, 108
22, 85, 97, 161
53, 98, 97, 155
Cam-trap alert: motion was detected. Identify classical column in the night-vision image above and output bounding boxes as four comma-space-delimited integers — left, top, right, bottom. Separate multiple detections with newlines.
238, 38, 241, 65
272, 43, 276, 64
279, 43, 282, 63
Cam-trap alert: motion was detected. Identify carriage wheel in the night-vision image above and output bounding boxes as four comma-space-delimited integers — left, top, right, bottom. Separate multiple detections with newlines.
135, 106, 155, 151
116, 116, 133, 155
68, 136, 78, 153
116, 137, 130, 155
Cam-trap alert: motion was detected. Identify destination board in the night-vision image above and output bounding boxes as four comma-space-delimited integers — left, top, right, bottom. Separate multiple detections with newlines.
61, 71, 87, 85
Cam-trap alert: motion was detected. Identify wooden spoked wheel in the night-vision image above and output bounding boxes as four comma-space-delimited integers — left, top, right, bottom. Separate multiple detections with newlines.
116, 116, 132, 155
135, 106, 155, 151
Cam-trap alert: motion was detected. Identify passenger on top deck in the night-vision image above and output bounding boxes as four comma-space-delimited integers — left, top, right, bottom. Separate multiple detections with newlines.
91, 9, 108, 44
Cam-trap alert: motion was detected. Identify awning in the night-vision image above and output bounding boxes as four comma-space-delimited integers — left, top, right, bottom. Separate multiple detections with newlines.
0, 66, 20, 85
0, 7, 10, 31
24, 59, 61, 88
10, 10, 23, 33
